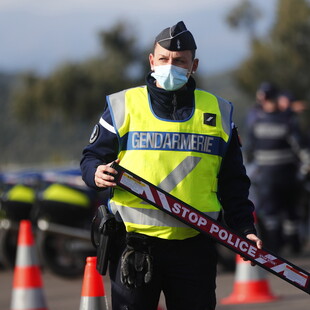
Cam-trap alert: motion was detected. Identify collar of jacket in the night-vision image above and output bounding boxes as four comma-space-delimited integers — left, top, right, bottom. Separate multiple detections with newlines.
145, 72, 196, 120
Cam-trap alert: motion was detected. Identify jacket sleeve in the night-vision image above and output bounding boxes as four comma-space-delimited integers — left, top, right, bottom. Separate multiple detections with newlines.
217, 127, 257, 236
80, 104, 119, 190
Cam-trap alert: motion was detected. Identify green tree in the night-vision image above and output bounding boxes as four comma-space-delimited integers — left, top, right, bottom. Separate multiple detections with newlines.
230, 0, 310, 100
226, 0, 262, 40
11, 21, 147, 124
12, 72, 52, 121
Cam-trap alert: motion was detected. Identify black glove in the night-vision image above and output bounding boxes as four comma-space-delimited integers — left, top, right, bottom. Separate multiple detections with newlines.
120, 233, 153, 289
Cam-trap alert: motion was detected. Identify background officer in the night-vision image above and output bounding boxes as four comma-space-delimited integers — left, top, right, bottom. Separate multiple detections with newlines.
244, 82, 309, 254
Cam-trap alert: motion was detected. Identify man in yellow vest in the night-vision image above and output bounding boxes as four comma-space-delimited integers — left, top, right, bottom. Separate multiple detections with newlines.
81, 21, 262, 310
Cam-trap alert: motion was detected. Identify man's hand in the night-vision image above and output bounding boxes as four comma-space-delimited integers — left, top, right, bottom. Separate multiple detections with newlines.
246, 233, 263, 249
244, 233, 263, 266
95, 159, 120, 188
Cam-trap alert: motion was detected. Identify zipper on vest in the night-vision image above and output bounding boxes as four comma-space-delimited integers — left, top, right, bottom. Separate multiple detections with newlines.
171, 94, 178, 120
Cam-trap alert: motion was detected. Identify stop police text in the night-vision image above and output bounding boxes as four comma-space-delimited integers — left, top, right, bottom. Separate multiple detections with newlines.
171, 202, 257, 258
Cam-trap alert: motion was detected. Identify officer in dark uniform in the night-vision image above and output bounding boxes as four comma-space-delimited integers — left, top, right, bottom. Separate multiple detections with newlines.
81, 21, 262, 310
244, 83, 309, 254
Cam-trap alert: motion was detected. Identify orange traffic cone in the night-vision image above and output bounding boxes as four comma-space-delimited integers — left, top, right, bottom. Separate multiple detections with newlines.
11, 220, 48, 310
221, 254, 279, 304
79, 256, 108, 310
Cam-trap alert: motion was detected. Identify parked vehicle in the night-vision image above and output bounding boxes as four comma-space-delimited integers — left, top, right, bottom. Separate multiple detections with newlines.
0, 170, 41, 267
32, 167, 105, 278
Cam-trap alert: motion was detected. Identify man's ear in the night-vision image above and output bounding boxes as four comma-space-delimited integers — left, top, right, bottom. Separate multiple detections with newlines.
192, 58, 199, 73
149, 53, 155, 71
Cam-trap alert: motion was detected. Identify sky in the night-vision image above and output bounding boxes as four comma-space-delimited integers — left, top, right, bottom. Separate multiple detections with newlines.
0, 0, 277, 76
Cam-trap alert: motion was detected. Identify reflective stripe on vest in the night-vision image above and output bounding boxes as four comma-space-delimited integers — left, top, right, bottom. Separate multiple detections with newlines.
107, 86, 233, 239
254, 148, 296, 165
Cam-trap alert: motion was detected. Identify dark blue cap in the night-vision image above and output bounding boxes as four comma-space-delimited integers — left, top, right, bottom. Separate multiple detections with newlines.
257, 82, 278, 100
155, 21, 197, 51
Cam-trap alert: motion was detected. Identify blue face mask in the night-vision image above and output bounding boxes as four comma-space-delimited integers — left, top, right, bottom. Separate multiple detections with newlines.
151, 64, 190, 91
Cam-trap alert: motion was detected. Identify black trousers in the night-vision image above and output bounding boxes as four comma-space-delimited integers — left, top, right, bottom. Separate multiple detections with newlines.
109, 233, 218, 310
254, 164, 301, 252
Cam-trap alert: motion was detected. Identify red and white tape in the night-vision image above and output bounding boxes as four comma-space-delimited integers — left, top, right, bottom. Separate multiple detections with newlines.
111, 163, 310, 294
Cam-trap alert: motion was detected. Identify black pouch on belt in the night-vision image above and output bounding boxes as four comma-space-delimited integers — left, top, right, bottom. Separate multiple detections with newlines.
91, 204, 118, 275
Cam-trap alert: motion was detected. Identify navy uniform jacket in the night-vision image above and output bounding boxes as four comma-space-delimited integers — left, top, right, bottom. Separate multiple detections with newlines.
245, 108, 305, 167
81, 74, 256, 236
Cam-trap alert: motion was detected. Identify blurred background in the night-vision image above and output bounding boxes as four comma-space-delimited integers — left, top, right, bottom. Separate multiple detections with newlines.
1, 0, 309, 167
1, 0, 310, 276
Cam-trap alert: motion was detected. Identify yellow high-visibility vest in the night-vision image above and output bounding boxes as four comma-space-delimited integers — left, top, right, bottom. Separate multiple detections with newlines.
108, 86, 233, 240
